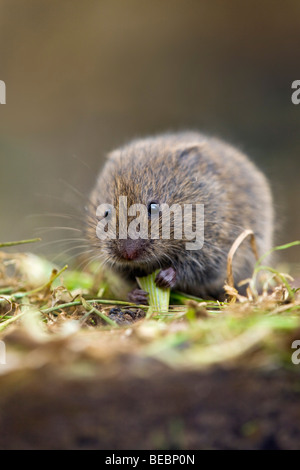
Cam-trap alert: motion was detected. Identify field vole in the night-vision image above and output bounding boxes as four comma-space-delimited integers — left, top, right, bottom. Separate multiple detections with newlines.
86, 132, 273, 301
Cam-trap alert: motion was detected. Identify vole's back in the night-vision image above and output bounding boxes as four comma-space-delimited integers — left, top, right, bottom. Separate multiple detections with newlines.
88, 132, 274, 299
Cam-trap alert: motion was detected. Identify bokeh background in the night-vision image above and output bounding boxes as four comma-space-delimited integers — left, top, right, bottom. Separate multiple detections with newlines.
0, 0, 299, 266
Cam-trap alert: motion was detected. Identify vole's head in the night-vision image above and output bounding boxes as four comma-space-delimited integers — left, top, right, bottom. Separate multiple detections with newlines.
86, 135, 204, 275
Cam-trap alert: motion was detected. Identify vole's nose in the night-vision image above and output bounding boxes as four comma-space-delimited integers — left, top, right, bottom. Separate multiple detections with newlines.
118, 239, 145, 260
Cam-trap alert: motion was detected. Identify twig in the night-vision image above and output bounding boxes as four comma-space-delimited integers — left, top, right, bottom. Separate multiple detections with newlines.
226, 229, 259, 290
24, 264, 69, 297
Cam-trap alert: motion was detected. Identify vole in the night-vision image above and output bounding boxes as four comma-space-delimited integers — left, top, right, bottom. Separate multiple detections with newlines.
86, 132, 273, 302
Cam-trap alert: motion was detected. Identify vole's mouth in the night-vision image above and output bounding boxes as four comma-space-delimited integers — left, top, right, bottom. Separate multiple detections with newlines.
115, 239, 149, 262
107, 244, 160, 275
113, 255, 153, 269
102, 239, 162, 274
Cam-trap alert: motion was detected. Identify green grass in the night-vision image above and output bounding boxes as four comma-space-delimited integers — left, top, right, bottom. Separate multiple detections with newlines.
0, 237, 299, 369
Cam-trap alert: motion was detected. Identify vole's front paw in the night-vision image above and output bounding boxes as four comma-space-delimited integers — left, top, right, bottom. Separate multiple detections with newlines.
155, 267, 176, 288
128, 288, 149, 305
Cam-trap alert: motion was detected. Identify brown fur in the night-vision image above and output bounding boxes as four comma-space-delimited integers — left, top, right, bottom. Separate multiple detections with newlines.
86, 132, 274, 299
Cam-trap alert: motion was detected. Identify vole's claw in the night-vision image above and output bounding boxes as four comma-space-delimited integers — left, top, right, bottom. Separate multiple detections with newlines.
155, 267, 176, 288
128, 288, 149, 305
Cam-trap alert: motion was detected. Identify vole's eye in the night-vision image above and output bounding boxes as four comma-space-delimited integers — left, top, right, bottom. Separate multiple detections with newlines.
148, 202, 160, 217
96, 206, 111, 220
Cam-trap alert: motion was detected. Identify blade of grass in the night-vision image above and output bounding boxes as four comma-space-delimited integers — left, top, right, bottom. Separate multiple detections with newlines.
255, 240, 300, 269
253, 265, 295, 300
81, 296, 118, 327
0, 265, 69, 304
0, 311, 26, 332
0, 238, 41, 248
41, 298, 148, 315
137, 270, 170, 313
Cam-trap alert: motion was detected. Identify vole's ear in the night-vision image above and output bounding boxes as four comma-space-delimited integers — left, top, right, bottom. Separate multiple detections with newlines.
178, 145, 201, 160
176, 143, 207, 172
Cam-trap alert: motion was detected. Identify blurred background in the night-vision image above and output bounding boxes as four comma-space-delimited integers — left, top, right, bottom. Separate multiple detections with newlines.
0, 0, 299, 266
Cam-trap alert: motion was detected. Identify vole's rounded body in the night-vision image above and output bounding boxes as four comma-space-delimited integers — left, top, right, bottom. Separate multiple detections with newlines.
87, 132, 273, 300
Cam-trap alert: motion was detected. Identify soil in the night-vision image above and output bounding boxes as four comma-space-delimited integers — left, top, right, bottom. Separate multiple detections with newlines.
0, 330, 300, 450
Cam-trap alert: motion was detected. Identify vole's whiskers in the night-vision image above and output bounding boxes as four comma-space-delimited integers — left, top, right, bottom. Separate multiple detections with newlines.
58, 179, 92, 205
74, 252, 102, 272
185, 252, 204, 271
34, 226, 84, 236
202, 240, 229, 257
50, 245, 93, 265
35, 237, 89, 250
204, 218, 248, 234
26, 212, 86, 224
